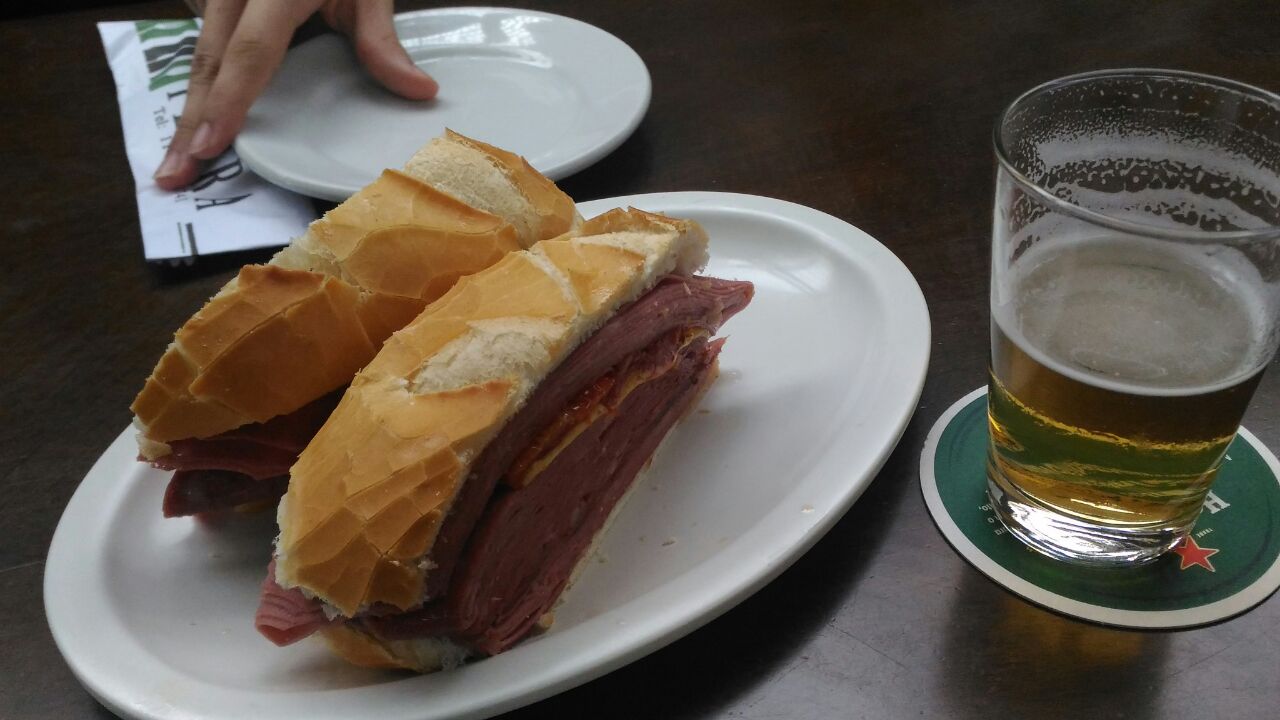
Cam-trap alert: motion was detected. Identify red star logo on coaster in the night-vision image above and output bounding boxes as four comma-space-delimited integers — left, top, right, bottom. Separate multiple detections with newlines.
1173, 536, 1219, 572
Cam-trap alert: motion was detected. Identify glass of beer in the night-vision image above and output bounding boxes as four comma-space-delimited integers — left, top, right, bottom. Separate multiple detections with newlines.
988, 69, 1280, 565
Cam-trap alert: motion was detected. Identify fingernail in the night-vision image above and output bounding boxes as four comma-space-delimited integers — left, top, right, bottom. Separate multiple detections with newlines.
153, 152, 182, 181
189, 121, 215, 157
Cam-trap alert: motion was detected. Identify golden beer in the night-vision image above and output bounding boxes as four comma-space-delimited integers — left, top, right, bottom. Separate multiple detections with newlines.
987, 238, 1270, 557
987, 69, 1280, 564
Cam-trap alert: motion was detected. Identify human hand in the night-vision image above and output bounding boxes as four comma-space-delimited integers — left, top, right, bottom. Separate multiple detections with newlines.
154, 0, 438, 190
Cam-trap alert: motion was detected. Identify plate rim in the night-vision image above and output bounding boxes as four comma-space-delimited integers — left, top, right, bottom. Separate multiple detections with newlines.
233, 6, 652, 201
45, 190, 931, 720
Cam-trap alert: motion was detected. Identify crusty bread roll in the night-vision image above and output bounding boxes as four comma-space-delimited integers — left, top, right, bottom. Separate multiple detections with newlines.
273, 209, 710, 622
131, 132, 579, 456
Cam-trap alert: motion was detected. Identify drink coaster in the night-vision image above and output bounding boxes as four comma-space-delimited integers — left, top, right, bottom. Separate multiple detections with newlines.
920, 387, 1280, 629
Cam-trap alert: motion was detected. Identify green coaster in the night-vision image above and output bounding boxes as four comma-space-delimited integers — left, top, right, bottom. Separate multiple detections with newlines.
920, 387, 1280, 628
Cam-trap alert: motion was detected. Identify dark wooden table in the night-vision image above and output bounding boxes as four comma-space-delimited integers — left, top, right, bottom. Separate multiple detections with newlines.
4, 1, 1279, 718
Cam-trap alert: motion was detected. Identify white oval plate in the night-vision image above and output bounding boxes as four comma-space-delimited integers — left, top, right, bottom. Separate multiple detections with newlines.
46, 192, 930, 720
234, 7, 651, 201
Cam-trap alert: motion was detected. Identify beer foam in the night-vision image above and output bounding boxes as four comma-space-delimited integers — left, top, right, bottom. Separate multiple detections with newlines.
994, 235, 1278, 397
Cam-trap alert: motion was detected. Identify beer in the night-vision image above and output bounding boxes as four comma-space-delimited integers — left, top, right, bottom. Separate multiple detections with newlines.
987, 69, 1280, 564
988, 237, 1270, 543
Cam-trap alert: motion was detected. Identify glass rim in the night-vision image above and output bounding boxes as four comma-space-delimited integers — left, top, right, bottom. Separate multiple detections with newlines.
993, 68, 1280, 243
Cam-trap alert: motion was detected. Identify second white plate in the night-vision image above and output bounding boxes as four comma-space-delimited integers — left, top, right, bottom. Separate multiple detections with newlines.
46, 192, 930, 720
235, 7, 652, 200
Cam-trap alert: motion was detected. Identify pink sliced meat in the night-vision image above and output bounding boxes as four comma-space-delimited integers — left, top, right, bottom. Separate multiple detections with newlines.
152, 441, 297, 481
255, 560, 334, 646
149, 392, 342, 517
162, 471, 290, 518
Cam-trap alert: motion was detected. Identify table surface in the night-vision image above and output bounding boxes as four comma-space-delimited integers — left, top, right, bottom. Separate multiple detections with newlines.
4, 1, 1279, 718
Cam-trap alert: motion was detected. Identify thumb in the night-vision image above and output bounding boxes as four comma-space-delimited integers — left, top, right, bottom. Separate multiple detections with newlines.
345, 0, 438, 100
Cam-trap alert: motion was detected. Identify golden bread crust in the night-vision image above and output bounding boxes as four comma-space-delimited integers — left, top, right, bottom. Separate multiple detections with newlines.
132, 266, 379, 442
320, 625, 418, 670
446, 130, 577, 241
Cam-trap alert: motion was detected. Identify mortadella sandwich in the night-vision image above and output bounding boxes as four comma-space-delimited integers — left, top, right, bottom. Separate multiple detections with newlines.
254, 208, 753, 671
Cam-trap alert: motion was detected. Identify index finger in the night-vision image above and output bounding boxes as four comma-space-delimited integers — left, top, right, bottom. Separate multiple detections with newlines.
154, 0, 246, 188
188, 0, 321, 160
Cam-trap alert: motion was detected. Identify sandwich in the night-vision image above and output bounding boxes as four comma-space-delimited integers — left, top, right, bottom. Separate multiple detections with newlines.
130, 131, 579, 518
254, 208, 753, 671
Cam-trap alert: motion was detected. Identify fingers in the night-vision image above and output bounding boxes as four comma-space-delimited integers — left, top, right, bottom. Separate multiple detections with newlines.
346, 0, 438, 100
154, 0, 245, 190
152, 0, 431, 191
187, 1, 321, 161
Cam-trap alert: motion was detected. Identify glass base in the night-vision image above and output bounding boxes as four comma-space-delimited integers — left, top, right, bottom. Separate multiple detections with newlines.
987, 473, 1189, 567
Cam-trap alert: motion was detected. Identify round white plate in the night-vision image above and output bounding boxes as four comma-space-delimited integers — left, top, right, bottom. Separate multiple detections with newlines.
234, 7, 651, 201
46, 192, 930, 720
